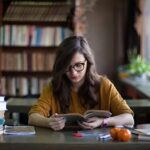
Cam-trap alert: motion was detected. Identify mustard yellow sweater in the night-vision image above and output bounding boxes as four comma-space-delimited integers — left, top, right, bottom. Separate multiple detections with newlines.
29, 76, 133, 117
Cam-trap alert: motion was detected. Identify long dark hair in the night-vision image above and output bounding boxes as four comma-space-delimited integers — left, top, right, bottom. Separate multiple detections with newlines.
52, 36, 100, 113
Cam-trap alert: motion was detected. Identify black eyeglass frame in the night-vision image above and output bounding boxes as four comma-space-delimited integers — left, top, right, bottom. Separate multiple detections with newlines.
65, 60, 87, 72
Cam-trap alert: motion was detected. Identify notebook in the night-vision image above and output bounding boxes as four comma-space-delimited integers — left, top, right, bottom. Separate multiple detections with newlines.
4, 125, 36, 135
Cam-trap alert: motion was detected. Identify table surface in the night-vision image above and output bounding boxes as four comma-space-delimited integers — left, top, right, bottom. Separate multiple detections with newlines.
0, 127, 150, 150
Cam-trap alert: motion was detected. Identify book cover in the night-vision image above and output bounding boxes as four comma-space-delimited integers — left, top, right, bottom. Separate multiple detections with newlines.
57, 110, 112, 124
4, 125, 36, 135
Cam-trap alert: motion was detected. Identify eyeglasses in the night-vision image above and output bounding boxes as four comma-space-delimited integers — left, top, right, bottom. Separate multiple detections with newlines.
66, 60, 87, 72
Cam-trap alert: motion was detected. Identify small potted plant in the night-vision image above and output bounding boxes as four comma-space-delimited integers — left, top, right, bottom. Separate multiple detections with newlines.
118, 49, 150, 79
127, 50, 150, 79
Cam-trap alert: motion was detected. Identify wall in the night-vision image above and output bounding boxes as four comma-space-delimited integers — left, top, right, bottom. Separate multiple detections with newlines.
86, 0, 128, 80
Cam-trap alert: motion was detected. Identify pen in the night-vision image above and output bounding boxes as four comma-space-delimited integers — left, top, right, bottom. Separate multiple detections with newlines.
72, 132, 100, 137
97, 134, 112, 140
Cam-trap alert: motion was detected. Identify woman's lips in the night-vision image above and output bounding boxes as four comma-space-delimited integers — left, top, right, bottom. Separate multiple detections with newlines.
70, 76, 77, 80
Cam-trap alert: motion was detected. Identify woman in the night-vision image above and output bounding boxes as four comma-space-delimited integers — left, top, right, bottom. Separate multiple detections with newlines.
28, 36, 134, 131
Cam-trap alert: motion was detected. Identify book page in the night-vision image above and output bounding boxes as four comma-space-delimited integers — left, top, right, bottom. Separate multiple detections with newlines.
84, 110, 112, 119
57, 110, 112, 125
0, 96, 6, 111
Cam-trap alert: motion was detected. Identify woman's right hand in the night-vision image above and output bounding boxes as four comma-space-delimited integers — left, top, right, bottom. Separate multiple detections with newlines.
48, 113, 66, 131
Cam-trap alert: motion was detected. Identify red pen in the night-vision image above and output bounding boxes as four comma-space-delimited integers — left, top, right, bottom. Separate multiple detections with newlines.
72, 133, 83, 137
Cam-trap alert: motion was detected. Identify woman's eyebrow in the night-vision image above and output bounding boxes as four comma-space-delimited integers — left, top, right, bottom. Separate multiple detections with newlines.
71, 60, 85, 65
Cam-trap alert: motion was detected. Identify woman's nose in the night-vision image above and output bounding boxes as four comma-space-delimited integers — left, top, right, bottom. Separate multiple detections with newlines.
69, 68, 78, 74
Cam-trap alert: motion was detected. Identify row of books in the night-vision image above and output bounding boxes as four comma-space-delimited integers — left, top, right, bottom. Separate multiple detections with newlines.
3, 1, 71, 22
0, 77, 51, 96
0, 25, 71, 46
1, 52, 55, 71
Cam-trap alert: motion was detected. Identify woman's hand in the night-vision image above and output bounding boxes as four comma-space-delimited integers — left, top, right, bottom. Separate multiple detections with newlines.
48, 113, 66, 131
78, 117, 104, 129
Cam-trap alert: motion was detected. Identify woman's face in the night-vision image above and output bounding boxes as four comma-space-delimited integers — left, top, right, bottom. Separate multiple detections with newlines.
65, 52, 87, 86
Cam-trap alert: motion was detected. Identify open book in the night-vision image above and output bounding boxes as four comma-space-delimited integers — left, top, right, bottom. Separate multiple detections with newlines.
134, 128, 150, 136
124, 125, 150, 141
4, 125, 36, 135
134, 129, 150, 141
57, 110, 112, 124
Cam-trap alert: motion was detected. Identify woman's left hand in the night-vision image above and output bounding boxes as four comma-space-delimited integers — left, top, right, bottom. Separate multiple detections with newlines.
78, 117, 104, 129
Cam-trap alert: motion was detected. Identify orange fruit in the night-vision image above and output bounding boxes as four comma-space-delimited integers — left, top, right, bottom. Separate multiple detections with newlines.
110, 128, 132, 141
118, 128, 132, 142
110, 127, 121, 140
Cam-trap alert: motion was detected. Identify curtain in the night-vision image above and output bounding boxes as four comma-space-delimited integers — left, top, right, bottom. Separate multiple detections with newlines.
143, 0, 150, 61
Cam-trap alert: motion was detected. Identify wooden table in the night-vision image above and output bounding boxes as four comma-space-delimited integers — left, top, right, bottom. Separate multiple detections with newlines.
0, 127, 150, 150
127, 99, 150, 113
119, 77, 150, 99
126, 99, 150, 124
6, 98, 37, 113
6, 98, 37, 125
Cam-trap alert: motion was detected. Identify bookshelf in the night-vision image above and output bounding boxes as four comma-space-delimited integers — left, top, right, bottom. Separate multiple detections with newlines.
0, 0, 78, 98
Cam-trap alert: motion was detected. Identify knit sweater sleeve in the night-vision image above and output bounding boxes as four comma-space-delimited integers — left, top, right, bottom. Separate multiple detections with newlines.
28, 82, 60, 117
100, 77, 134, 116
